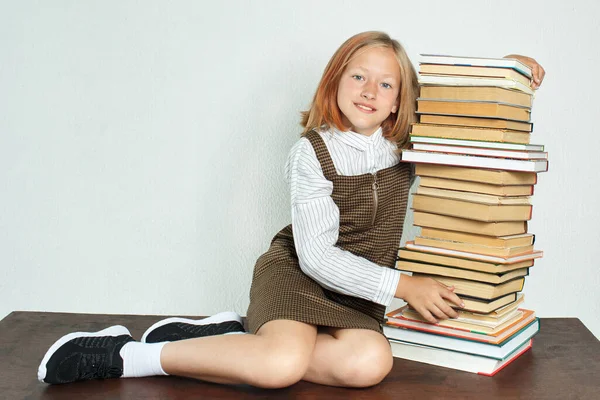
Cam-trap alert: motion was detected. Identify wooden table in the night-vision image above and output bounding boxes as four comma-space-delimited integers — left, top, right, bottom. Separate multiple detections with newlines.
1, 312, 598, 399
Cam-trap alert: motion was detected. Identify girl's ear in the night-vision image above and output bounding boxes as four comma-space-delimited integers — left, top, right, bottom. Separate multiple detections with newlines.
391, 96, 400, 113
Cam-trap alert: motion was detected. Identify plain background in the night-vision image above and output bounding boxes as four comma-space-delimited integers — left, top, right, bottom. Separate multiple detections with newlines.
1, 0, 598, 340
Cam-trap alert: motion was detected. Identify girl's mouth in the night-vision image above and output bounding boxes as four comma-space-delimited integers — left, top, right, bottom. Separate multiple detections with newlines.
354, 103, 376, 113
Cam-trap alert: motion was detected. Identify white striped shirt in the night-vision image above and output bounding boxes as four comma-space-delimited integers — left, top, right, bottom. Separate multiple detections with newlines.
285, 126, 403, 306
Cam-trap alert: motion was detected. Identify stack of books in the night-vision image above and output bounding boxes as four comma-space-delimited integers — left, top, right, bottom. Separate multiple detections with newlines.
387, 54, 547, 376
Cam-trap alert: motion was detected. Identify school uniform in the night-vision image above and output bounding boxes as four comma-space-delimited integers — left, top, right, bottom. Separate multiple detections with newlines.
246, 128, 412, 333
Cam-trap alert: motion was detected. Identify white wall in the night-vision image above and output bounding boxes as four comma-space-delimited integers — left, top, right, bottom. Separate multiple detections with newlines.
1, 0, 598, 340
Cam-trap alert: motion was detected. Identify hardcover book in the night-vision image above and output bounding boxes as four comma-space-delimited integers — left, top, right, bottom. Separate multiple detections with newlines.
419, 54, 533, 78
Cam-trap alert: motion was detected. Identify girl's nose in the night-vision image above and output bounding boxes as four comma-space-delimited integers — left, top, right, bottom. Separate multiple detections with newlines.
361, 92, 375, 100
361, 82, 377, 100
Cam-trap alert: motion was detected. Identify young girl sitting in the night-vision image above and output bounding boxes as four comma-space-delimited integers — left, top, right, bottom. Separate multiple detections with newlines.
38, 31, 545, 388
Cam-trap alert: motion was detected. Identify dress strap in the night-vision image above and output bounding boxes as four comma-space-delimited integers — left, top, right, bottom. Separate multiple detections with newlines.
305, 130, 338, 180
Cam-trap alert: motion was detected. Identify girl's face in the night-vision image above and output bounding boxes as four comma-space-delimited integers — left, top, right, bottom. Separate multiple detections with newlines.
337, 46, 401, 136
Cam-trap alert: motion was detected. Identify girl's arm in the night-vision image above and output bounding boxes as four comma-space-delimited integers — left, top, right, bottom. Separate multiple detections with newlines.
286, 138, 401, 306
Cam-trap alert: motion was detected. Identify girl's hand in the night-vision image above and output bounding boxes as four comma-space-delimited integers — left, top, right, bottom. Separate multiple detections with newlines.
395, 275, 464, 323
504, 54, 546, 89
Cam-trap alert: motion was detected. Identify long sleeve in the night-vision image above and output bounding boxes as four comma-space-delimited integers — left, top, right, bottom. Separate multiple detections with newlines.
285, 137, 401, 306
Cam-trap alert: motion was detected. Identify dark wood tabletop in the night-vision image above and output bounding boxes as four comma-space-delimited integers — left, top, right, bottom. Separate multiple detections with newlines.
1, 311, 598, 400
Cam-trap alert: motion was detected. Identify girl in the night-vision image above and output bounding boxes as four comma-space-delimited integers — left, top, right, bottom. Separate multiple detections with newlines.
38, 31, 545, 388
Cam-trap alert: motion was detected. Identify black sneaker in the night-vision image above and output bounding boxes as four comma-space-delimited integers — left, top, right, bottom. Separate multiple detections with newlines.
38, 325, 135, 384
141, 311, 245, 343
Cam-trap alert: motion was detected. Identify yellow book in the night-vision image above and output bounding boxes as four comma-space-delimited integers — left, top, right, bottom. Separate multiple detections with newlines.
395, 259, 529, 284
420, 114, 532, 132
418, 176, 534, 196
412, 194, 532, 222
416, 186, 532, 205
413, 273, 525, 300
419, 228, 534, 248
419, 64, 532, 87
397, 248, 534, 274
414, 236, 534, 257
419, 86, 532, 108
415, 164, 537, 185
417, 99, 531, 122
413, 212, 528, 236
411, 123, 530, 143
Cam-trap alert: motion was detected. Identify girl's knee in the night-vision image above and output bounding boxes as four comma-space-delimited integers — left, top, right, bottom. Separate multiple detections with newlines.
336, 340, 393, 388
250, 320, 316, 388
251, 347, 311, 389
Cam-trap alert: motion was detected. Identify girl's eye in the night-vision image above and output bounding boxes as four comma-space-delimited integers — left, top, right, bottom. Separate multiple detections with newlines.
352, 75, 364, 81
381, 82, 392, 89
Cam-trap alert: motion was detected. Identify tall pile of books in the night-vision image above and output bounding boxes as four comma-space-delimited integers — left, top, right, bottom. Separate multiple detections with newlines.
388, 54, 547, 376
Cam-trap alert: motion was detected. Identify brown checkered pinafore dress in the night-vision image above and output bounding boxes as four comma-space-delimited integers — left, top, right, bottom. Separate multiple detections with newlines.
246, 130, 412, 334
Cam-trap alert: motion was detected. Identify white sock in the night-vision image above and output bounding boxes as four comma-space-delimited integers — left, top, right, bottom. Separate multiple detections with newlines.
119, 342, 169, 378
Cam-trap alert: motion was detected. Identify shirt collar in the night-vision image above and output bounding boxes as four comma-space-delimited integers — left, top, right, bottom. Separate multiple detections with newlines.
330, 126, 384, 151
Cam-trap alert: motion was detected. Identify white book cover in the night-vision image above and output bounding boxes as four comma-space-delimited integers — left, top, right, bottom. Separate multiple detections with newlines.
410, 136, 544, 151
401, 150, 548, 172
389, 338, 533, 376
411, 143, 548, 160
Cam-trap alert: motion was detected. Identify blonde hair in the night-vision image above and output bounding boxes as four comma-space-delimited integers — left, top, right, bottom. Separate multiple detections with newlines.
300, 31, 418, 149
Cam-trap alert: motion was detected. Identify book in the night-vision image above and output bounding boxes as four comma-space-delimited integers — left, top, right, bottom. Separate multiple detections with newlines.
414, 164, 537, 185
397, 248, 534, 274
409, 308, 523, 330
403, 306, 523, 329
388, 338, 533, 376
448, 294, 525, 321
419, 64, 532, 86
455, 293, 520, 314
386, 307, 536, 344
405, 241, 543, 264
410, 135, 543, 152
402, 150, 549, 173
411, 143, 547, 160
411, 123, 531, 143
395, 259, 529, 284
419, 228, 535, 248
412, 273, 525, 300
419, 85, 532, 107
419, 176, 534, 196
417, 99, 531, 122
384, 314, 539, 360
419, 75, 534, 95
419, 54, 533, 78
413, 236, 534, 258
398, 309, 524, 337
413, 212, 528, 236
412, 194, 533, 222
420, 114, 532, 132
416, 186, 532, 205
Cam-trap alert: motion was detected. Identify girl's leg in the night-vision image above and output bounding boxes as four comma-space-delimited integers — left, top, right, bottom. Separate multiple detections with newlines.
302, 327, 393, 388
160, 319, 317, 389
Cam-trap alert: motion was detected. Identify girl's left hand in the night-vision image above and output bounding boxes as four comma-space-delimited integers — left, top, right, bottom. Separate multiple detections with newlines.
504, 54, 546, 89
